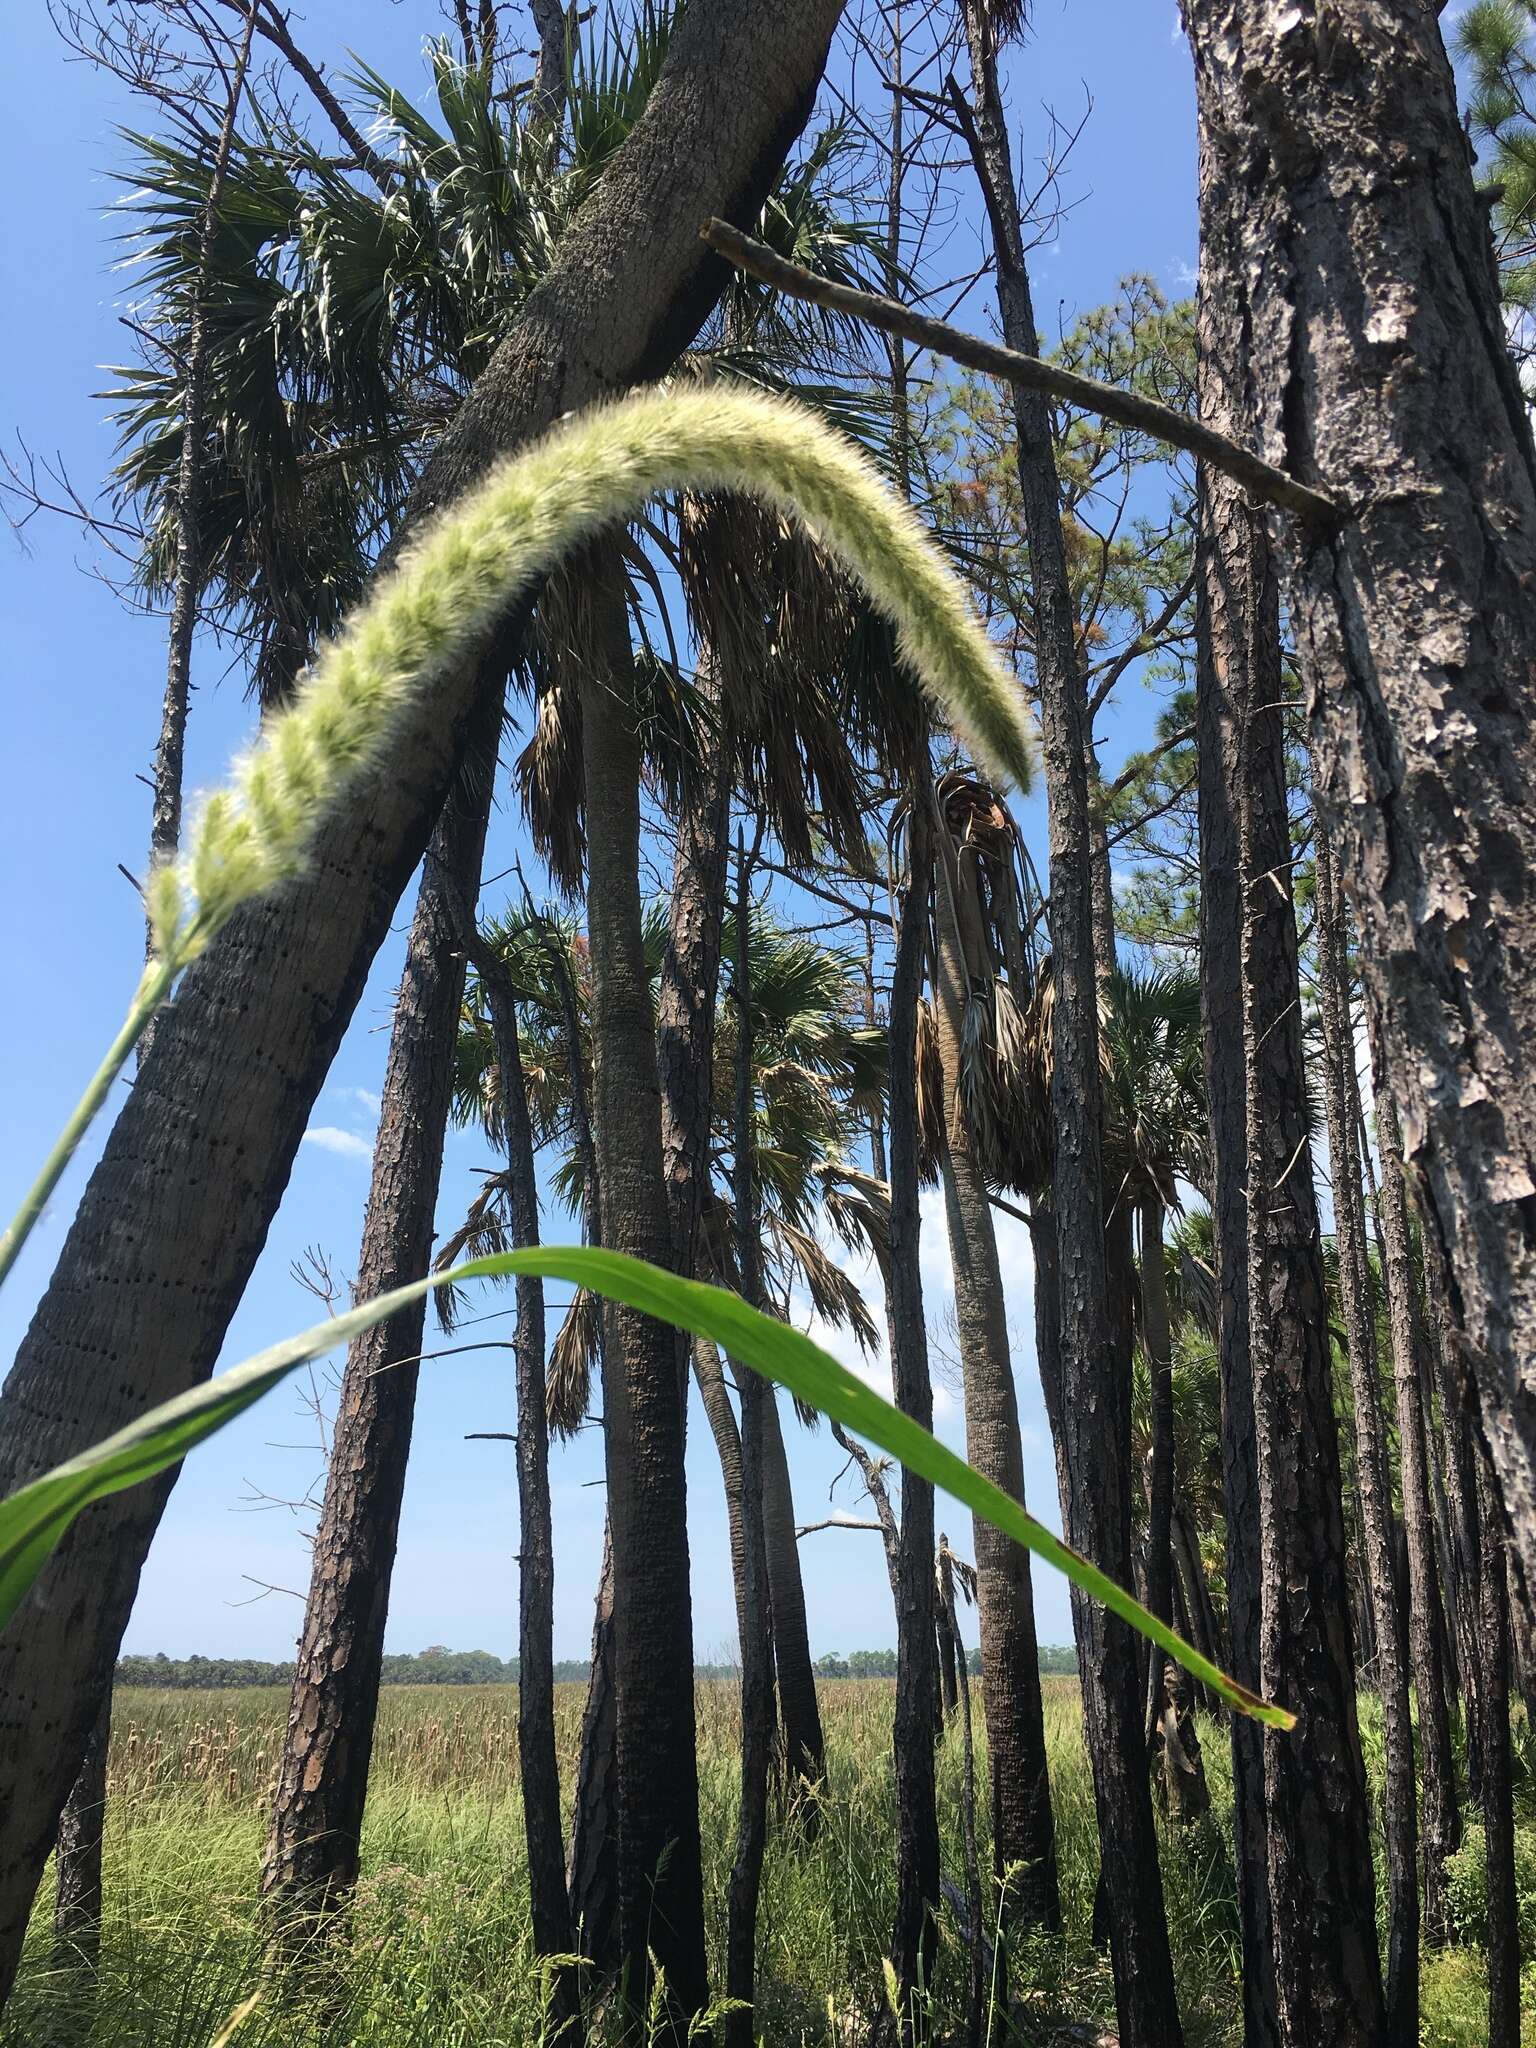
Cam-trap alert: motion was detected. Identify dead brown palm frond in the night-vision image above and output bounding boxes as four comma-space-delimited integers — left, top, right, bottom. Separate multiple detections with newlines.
817, 1163, 892, 1282
769, 1214, 880, 1357
431, 1173, 515, 1332
516, 665, 586, 897
546, 1286, 601, 1440
914, 995, 945, 1187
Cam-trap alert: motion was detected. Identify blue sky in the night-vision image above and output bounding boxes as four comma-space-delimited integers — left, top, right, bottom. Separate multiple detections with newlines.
0, 3, 1203, 1665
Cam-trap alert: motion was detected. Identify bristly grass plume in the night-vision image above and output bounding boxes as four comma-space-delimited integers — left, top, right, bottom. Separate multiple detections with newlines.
149, 384, 1034, 969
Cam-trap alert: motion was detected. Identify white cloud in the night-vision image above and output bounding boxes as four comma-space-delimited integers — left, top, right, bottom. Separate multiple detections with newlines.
301, 1125, 373, 1161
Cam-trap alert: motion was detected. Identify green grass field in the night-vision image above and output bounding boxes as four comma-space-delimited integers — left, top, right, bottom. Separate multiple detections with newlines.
5, 1679, 1530, 2046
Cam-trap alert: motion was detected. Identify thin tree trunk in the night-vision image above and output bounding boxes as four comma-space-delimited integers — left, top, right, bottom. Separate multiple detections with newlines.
465, 919, 579, 2038
931, 824, 1059, 1932
1193, 336, 1280, 2048
694, 1337, 750, 1649
1476, 1455, 1521, 2048
580, 554, 706, 2034
957, 15, 1181, 2042
0, 0, 847, 1988
1375, 1083, 1460, 1943
1312, 820, 1418, 2038
1423, 1243, 1489, 1807
1193, 87, 1385, 2045
261, 687, 503, 1917
886, 793, 939, 2046
51, 1696, 109, 1969
760, 1391, 826, 1812
724, 839, 773, 2048
1181, 0, 1536, 1601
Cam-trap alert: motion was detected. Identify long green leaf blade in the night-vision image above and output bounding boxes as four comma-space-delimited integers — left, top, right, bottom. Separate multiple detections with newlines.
0, 1246, 1293, 1727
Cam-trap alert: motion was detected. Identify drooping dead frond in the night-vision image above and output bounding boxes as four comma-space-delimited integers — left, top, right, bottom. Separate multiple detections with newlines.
516, 665, 586, 897
546, 1286, 601, 1440
914, 995, 945, 1187
817, 1163, 892, 1281
770, 1213, 880, 1357
432, 1173, 515, 1331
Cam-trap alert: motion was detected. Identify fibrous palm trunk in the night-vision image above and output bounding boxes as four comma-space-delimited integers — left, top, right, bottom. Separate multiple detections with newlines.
1311, 821, 1417, 2039
0, 0, 848, 1991
930, 835, 1059, 1931
1374, 1085, 1460, 1943
1193, 84, 1385, 2046
958, 15, 1181, 2042
760, 1391, 826, 1810
579, 553, 706, 2033
1181, 0, 1536, 1602
262, 689, 503, 1916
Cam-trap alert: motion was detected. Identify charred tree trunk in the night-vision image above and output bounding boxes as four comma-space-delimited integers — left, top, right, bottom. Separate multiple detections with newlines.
931, 819, 1059, 1932
1476, 1456, 1521, 2048
1312, 820, 1417, 2038
51, 1696, 109, 1969
1181, 0, 1536, 1601
886, 794, 940, 2045
464, 916, 578, 2037
261, 688, 503, 1918
760, 1391, 826, 1813
568, 1530, 620, 1973
0, 0, 847, 1987
958, 14, 1181, 2042
579, 556, 706, 2034
693, 1337, 750, 1650
1375, 1084, 1460, 1943
723, 840, 773, 2048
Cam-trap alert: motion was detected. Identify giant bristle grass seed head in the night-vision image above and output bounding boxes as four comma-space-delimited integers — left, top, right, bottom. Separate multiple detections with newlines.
154, 386, 1034, 968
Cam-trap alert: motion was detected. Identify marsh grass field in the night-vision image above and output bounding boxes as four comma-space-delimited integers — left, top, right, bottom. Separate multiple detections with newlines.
6, 1680, 1531, 2048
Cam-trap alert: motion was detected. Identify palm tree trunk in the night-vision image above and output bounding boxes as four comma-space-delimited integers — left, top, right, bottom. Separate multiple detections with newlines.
694, 1337, 750, 1648
931, 829, 1059, 1932
568, 1528, 621, 1974
1193, 88, 1385, 2045
885, 792, 940, 2045
467, 923, 579, 2037
1374, 1084, 1460, 1942
0, 0, 846, 1989
579, 554, 706, 2034
1311, 821, 1417, 2039
1181, 0, 1536, 1601
51, 1696, 109, 1969
261, 684, 503, 1918
956, 17, 1181, 2042
760, 1391, 827, 1811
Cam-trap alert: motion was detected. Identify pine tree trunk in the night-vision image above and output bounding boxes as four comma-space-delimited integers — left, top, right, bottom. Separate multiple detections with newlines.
1375, 1085, 1461, 1943
1181, 0, 1536, 1600
1476, 1457, 1521, 2048
1311, 822, 1418, 2038
0, 0, 846, 1989
958, 15, 1181, 2040
885, 793, 940, 2045
760, 1391, 826, 1811
261, 688, 502, 1917
931, 827, 1059, 1932
1192, 83, 1385, 2045
580, 557, 706, 2034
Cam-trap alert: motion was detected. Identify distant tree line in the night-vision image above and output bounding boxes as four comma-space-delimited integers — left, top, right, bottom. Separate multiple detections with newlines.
115, 1645, 1079, 1689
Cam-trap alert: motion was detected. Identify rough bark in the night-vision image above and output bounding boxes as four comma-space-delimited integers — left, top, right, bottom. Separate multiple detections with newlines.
468, 920, 578, 2036
261, 696, 502, 1915
1375, 1083, 1461, 1943
0, 0, 847, 1989
1193, 86, 1385, 2045
1311, 821, 1417, 2039
51, 1695, 109, 1968
885, 794, 939, 2045
931, 828, 1059, 1932
1181, 0, 1536, 1599
567, 1528, 620, 1974
580, 555, 705, 2031
693, 1337, 750, 1650
958, 13, 1181, 2041
760, 1391, 826, 1808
